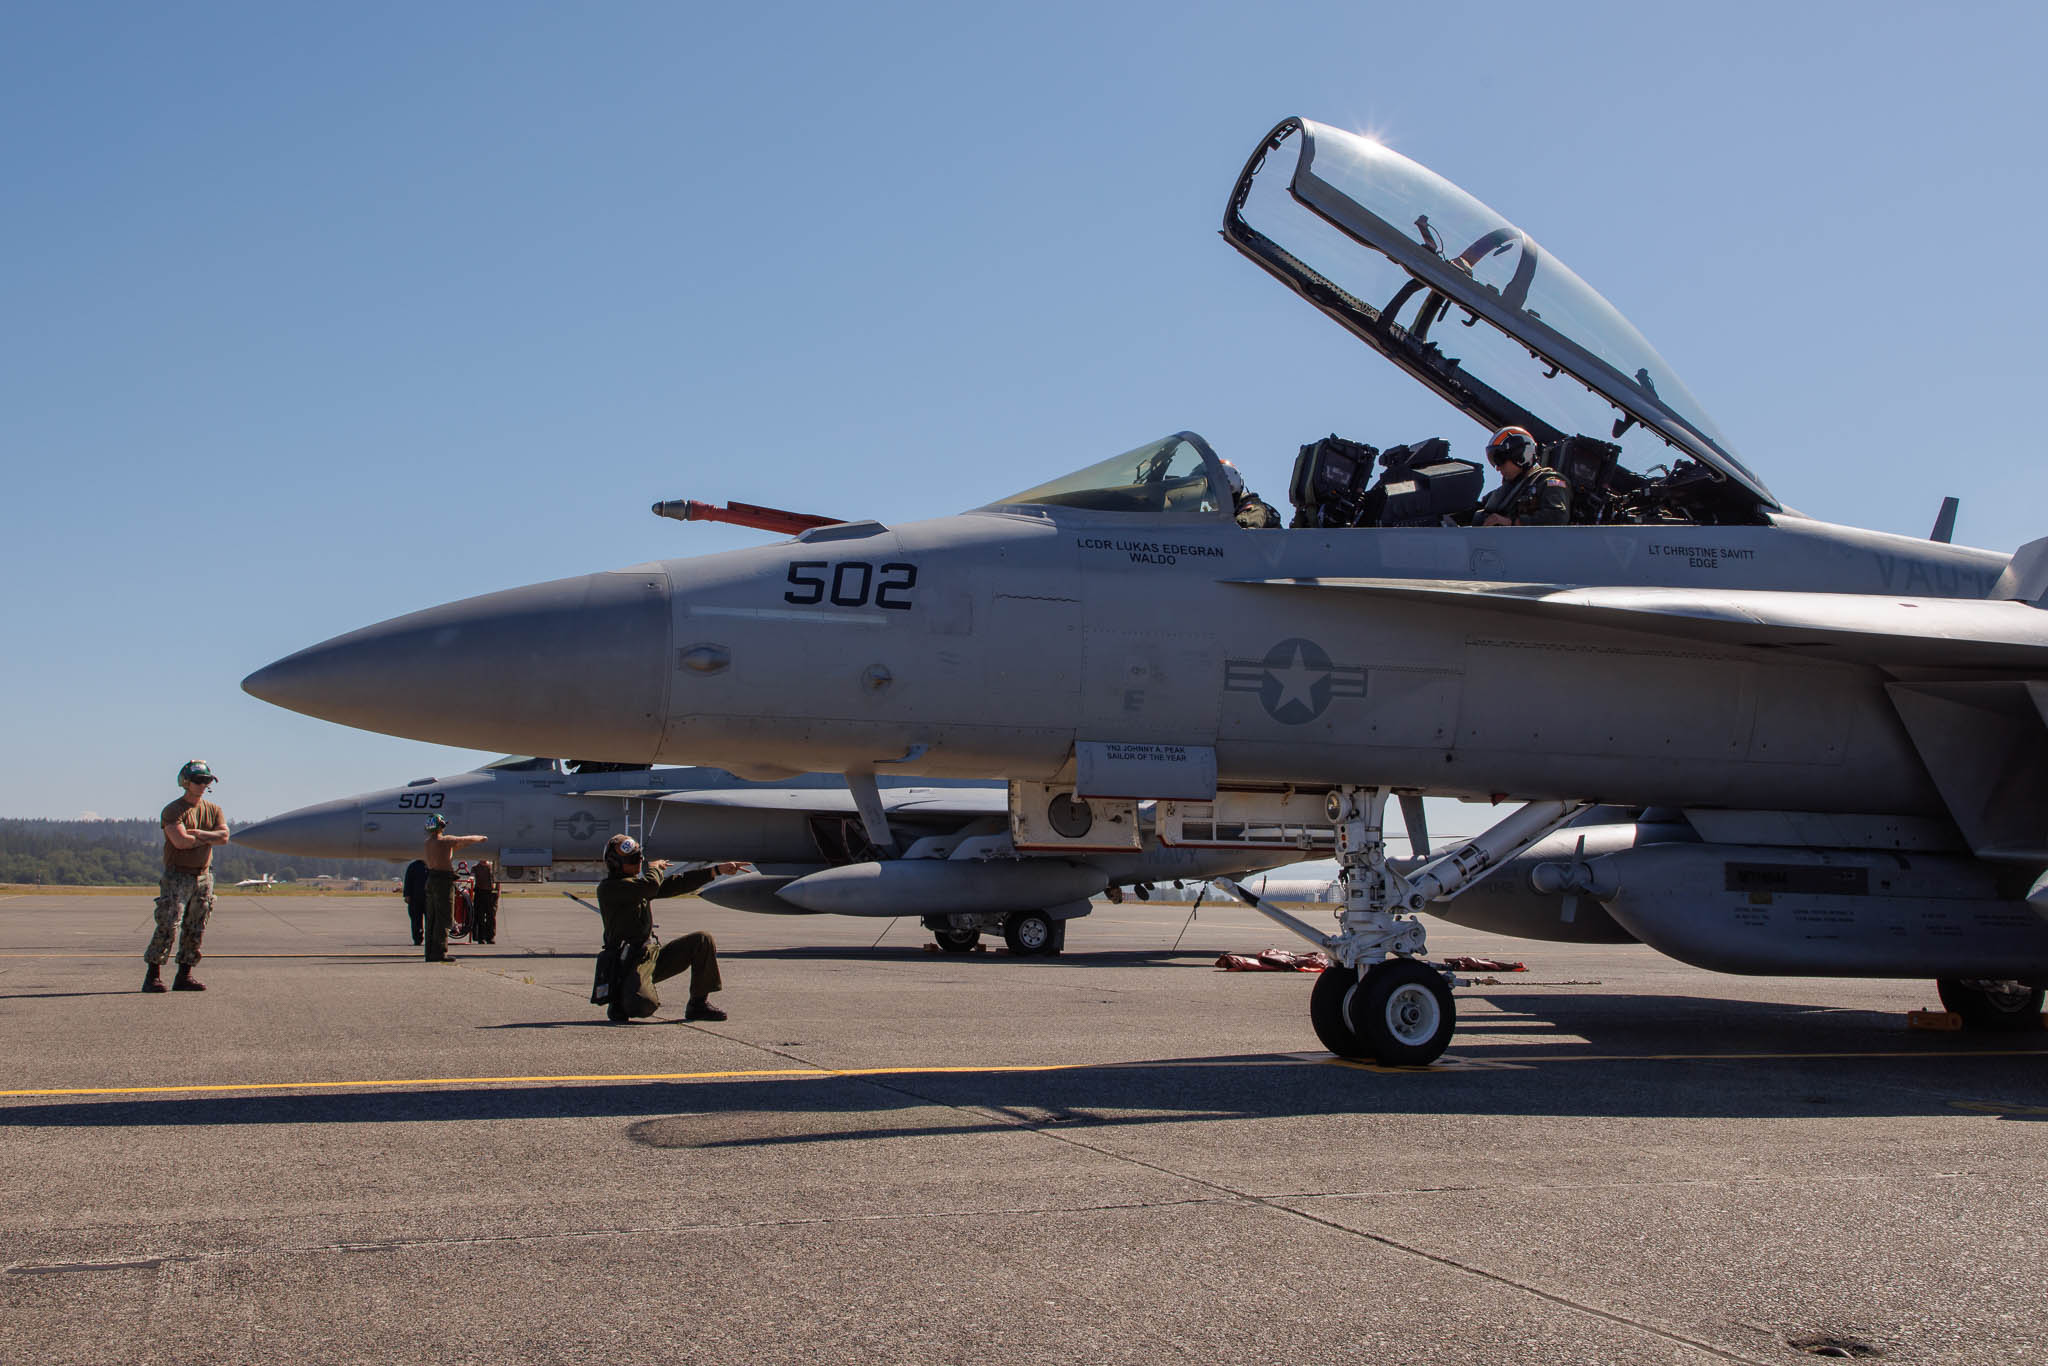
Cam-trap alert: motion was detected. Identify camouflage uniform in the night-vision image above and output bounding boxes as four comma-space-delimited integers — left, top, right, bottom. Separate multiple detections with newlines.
1479, 463, 1572, 526
147, 868, 214, 968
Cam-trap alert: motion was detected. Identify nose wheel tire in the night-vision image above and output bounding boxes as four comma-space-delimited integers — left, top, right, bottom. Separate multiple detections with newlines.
1311, 959, 1456, 1065
1356, 960, 1456, 1065
1309, 965, 1366, 1058
1002, 910, 1063, 956
1936, 978, 2045, 1032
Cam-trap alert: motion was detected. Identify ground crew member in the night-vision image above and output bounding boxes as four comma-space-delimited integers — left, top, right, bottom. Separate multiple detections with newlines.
595, 834, 742, 1022
1219, 459, 1282, 528
400, 857, 428, 945
470, 860, 499, 944
145, 759, 229, 993
421, 814, 487, 963
1478, 426, 1571, 526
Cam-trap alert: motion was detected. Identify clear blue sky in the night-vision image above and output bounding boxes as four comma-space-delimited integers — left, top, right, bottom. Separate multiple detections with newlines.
5, 2, 2044, 822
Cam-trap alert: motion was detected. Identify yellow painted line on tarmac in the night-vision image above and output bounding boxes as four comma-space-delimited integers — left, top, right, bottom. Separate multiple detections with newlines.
0, 1062, 1087, 1099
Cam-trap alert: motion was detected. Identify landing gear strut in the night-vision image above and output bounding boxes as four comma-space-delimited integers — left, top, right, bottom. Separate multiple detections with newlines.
1221, 786, 1584, 1065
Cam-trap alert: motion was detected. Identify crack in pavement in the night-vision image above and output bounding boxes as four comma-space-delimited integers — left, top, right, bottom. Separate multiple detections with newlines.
836, 1070, 1780, 1366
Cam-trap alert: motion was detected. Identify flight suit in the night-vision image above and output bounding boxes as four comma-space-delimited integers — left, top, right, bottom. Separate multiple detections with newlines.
595, 867, 722, 1019
1234, 493, 1283, 529
1479, 463, 1572, 526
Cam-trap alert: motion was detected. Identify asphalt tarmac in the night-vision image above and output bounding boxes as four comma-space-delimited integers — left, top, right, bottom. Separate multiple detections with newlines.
3, 887, 2044, 1366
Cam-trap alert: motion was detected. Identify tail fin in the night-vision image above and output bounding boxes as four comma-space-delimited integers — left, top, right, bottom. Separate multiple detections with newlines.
1991, 535, 2048, 606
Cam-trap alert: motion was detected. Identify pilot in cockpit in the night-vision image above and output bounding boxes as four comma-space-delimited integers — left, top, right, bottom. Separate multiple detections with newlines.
1219, 459, 1282, 529
1478, 427, 1571, 527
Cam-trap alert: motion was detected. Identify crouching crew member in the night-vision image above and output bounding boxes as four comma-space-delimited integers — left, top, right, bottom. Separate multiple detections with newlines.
145, 759, 229, 993
596, 834, 741, 1023
421, 814, 487, 963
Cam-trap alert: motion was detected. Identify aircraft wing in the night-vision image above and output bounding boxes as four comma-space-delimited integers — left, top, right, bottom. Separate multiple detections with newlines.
652, 787, 1011, 817
1234, 577, 2048, 672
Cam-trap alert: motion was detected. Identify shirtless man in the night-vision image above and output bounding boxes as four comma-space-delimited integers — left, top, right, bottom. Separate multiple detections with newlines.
421, 813, 488, 962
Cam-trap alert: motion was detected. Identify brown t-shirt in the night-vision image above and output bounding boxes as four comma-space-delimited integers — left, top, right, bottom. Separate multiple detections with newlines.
161, 797, 225, 873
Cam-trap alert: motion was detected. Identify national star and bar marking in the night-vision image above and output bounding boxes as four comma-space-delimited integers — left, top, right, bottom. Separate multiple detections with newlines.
1223, 637, 1367, 724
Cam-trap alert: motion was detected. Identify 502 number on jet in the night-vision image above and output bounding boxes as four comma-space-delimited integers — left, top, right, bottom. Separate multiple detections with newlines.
785, 560, 918, 610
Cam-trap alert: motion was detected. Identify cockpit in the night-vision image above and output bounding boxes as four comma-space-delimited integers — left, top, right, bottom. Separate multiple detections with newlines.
984, 120, 1778, 532
478, 756, 650, 775
1214, 117, 1777, 529
482, 755, 559, 772
991, 433, 1230, 518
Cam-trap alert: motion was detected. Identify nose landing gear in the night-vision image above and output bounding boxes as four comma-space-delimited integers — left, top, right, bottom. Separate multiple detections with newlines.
1222, 785, 1584, 1065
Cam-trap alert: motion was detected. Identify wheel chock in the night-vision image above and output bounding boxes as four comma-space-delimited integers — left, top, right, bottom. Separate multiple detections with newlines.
1906, 1009, 1963, 1031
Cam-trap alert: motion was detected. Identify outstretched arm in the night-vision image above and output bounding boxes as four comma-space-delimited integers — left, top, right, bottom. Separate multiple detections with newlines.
647, 861, 748, 899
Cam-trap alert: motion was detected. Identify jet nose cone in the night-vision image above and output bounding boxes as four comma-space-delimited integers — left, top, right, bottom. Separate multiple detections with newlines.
245, 567, 672, 758
236, 798, 367, 859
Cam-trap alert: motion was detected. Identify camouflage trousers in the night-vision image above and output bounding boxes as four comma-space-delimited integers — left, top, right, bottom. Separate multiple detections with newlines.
147, 869, 213, 967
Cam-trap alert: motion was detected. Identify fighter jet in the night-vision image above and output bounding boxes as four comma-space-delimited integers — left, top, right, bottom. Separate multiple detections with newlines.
245, 116, 2048, 1063
234, 756, 1295, 954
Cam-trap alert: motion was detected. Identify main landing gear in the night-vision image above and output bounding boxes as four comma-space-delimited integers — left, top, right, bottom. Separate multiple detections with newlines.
1221, 786, 1585, 1066
1937, 978, 2047, 1032
920, 911, 1068, 957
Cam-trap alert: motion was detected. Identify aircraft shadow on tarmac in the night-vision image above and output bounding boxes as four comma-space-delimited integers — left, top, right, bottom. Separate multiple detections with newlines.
717, 946, 1211, 967
3, 993, 2043, 1135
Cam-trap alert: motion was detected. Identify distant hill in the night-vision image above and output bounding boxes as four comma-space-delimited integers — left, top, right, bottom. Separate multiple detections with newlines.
0, 817, 397, 886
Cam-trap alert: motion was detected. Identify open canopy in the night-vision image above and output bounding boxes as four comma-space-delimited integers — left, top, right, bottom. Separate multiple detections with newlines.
1224, 117, 1774, 509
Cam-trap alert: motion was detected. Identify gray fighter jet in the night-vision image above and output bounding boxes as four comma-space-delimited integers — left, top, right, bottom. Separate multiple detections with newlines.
245, 116, 2048, 1063
235, 756, 1287, 954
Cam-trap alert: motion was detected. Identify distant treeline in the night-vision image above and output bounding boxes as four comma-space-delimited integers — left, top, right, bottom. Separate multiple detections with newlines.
0, 818, 397, 887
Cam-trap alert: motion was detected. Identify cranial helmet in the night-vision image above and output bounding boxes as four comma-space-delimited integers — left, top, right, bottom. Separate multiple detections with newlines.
177, 759, 216, 786
604, 833, 641, 875
1218, 459, 1246, 497
424, 813, 447, 831
1485, 426, 1538, 471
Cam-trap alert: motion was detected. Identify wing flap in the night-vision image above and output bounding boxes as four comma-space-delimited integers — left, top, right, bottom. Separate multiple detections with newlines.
1234, 576, 2048, 670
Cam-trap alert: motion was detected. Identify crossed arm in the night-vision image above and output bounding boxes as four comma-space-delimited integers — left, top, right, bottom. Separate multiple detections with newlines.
163, 820, 230, 850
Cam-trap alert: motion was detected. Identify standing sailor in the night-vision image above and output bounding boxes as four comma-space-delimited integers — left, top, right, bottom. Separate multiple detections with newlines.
421, 814, 487, 963
145, 760, 229, 993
